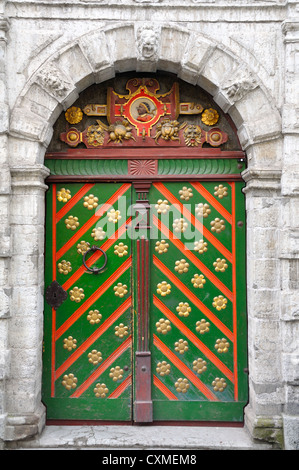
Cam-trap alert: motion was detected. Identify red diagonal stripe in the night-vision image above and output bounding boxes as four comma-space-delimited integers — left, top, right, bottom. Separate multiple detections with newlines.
153, 334, 218, 401
153, 295, 234, 383
56, 183, 131, 260
153, 214, 233, 302
153, 375, 178, 401
55, 296, 132, 379
153, 182, 232, 262
109, 374, 132, 399
56, 184, 95, 223
55, 256, 132, 340
70, 335, 132, 398
153, 255, 233, 341
61, 217, 132, 291
191, 182, 232, 224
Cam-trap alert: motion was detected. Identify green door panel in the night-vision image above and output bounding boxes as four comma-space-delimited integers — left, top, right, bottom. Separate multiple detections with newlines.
149, 181, 248, 422
43, 183, 133, 421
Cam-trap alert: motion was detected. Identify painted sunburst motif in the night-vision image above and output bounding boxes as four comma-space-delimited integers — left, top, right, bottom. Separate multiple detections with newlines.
129, 159, 157, 175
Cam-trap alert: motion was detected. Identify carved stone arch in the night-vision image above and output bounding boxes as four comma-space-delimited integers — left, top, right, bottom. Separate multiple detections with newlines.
9, 22, 281, 159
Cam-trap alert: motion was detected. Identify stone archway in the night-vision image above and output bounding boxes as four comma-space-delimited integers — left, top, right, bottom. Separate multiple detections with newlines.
5, 23, 283, 444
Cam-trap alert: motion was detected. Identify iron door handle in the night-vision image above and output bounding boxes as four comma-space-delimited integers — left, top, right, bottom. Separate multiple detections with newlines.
82, 245, 107, 274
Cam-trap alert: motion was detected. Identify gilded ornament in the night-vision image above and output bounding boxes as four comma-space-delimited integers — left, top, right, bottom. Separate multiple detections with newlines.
191, 273, 206, 288
156, 318, 171, 335
176, 302, 191, 318
195, 203, 211, 218
195, 319, 210, 334
210, 218, 225, 233
201, 108, 219, 126
57, 188, 71, 203
109, 366, 124, 382
115, 323, 129, 338
87, 309, 102, 325
213, 258, 228, 272
62, 373, 77, 391
214, 184, 228, 199
156, 361, 171, 376
183, 124, 202, 147
57, 260, 72, 275
107, 208, 121, 223
175, 339, 188, 354
65, 106, 83, 124
94, 383, 108, 398
174, 259, 189, 274
173, 218, 188, 233
88, 349, 103, 365
193, 358, 207, 374
114, 242, 128, 257
194, 239, 208, 254
83, 194, 99, 210
63, 336, 77, 352
69, 286, 85, 303
215, 338, 230, 353
108, 119, 136, 144
65, 215, 79, 231
154, 118, 184, 144
155, 240, 169, 254
175, 378, 190, 393
156, 281, 171, 297
179, 186, 193, 201
77, 240, 90, 255
91, 226, 106, 241
86, 122, 106, 147
155, 199, 170, 214
212, 377, 227, 392
113, 283, 128, 298
212, 295, 228, 311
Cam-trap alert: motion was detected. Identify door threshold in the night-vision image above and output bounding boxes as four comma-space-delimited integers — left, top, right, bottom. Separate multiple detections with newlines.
46, 419, 243, 427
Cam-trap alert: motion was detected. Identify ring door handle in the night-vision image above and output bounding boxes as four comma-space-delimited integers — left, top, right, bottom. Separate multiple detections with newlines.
82, 245, 108, 274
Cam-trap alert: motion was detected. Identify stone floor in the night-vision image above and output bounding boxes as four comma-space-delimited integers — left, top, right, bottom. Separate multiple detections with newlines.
6, 424, 274, 450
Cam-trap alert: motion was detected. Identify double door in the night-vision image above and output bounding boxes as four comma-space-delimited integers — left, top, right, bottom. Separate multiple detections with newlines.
42, 180, 248, 422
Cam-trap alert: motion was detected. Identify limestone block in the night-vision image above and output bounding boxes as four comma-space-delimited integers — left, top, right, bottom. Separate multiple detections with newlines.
0, 287, 10, 318
136, 24, 160, 73
10, 254, 44, 287
10, 193, 45, 226
282, 354, 299, 384
247, 382, 284, 417
248, 258, 280, 289
282, 414, 299, 450
8, 315, 43, 350
229, 88, 281, 143
247, 287, 280, 319
57, 44, 94, 91
10, 107, 51, 144
11, 225, 44, 256
200, 47, 238, 92
180, 33, 215, 84
105, 25, 137, 73
79, 28, 114, 82
280, 291, 299, 321
12, 286, 44, 318
9, 138, 46, 167
247, 227, 279, 259
20, 83, 62, 128
158, 26, 190, 73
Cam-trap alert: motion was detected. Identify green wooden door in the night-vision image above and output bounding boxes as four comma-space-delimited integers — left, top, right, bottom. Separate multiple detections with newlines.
43, 180, 247, 422
149, 182, 248, 422
42, 182, 133, 420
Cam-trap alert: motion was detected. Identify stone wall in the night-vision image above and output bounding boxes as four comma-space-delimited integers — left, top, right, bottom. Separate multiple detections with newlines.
0, 0, 298, 449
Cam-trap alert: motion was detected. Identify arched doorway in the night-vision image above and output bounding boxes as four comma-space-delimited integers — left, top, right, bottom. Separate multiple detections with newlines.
42, 73, 248, 424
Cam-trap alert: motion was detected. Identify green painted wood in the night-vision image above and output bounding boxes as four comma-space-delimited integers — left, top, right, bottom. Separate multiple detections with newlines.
42, 183, 133, 421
